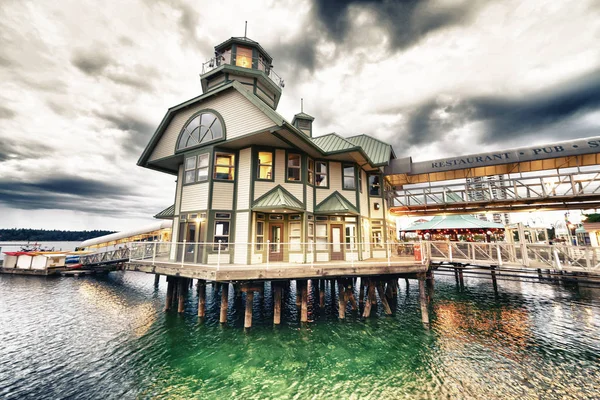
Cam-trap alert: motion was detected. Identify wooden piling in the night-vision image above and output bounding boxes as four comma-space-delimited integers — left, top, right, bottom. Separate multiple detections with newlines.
491, 267, 498, 293
245, 291, 254, 329
301, 280, 308, 323
165, 277, 173, 311
385, 280, 393, 299
197, 280, 206, 317
458, 268, 465, 288
347, 284, 358, 311
337, 280, 346, 319
362, 280, 375, 318
154, 274, 160, 286
177, 278, 186, 313
220, 283, 228, 324
376, 282, 392, 315
274, 283, 282, 325
419, 278, 430, 327
295, 280, 302, 307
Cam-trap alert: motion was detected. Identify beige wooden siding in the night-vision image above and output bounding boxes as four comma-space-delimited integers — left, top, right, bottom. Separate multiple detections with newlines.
360, 170, 369, 217
315, 162, 356, 206
255, 89, 275, 108
307, 186, 314, 213
233, 212, 249, 264
229, 74, 254, 85
181, 183, 209, 212
207, 75, 225, 89
174, 165, 183, 215
170, 216, 180, 260
370, 198, 383, 219
254, 181, 278, 200
212, 182, 234, 209
237, 148, 251, 210
149, 90, 275, 161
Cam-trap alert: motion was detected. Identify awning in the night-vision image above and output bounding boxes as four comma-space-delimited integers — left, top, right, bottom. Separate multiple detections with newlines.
401, 215, 504, 232
253, 186, 304, 212
315, 192, 358, 215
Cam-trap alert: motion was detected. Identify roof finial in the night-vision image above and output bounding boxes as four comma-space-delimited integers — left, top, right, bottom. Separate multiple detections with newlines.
244, 21, 247, 38
301, 98, 304, 113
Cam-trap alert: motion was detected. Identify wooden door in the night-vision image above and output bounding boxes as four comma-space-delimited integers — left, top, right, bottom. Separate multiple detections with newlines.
330, 224, 344, 261
269, 223, 284, 262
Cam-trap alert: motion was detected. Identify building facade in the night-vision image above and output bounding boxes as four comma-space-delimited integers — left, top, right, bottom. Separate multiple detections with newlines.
138, 36, 397, 265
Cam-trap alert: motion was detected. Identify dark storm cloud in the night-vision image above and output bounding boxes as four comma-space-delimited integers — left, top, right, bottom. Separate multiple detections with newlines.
95, 111, 155, 154
0, 106, 15, 119
388, 68, 600, 151
313, 0, 477, 49
0, 177, 134, 214
0, 139, 54, 162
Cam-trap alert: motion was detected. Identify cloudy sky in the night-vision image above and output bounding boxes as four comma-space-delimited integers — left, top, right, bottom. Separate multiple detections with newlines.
1, 0, 599, 231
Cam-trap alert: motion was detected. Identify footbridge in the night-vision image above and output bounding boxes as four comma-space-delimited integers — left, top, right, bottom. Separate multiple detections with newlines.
386, 136, 600, 215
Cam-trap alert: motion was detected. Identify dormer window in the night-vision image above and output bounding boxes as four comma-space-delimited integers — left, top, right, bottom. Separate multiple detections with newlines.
235, 46, 253, 68
176, 111, 224, 151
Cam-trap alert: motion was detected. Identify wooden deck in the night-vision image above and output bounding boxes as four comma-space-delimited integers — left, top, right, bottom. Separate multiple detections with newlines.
125, 258, 428, 282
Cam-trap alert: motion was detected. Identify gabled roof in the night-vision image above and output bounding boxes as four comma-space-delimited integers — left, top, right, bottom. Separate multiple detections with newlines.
138, 81, 284, 169
154, 204, 175, 219
315, 192, 358, 214
401, 215, 505, 232
253, 185, 304, 210
311, 133, 356, 153
292, 112, 315, 121
347, 135, 395, 165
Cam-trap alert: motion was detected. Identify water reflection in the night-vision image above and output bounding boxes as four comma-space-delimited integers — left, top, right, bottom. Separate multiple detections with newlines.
0, 272, 599, 399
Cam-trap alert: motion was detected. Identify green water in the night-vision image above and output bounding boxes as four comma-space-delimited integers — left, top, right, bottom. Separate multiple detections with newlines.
0, 272, 598, 399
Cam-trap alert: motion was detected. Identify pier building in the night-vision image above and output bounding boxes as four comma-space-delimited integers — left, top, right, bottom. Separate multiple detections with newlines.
138, 36, 398, 267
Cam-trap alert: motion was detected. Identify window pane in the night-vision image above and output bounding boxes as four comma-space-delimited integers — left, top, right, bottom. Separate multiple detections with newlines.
288, 154, 300, 167
185, 156, 196, 171
258, 152, 273, 179
316, 162, 327, 173
198, 153, 209, 168
316, 174, 327, 187
316, 224, 327, 237
198, 167, 208, 181
344, 176, 355, 189
369, 175, 381, 196
288, 168, 300, 181
185, 170, 195, 184
236, 46, 253, 68
256, 221, 264, 236
215, 221, 230, 236
344, 166, 354, 176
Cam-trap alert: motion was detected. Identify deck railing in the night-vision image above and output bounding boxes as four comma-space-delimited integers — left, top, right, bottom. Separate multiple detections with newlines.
424, 241, 600, 273
128, 241, 428, 269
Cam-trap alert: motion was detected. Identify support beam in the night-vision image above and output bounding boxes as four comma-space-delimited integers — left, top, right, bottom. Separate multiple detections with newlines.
274, 283, 282, 325
245, 291, 254, 329
458, 268, 465, 289
220, 283, 228, 324
165, 278, 173, 311
347, 285, 358, 311
301, 280, 308, 323
178, 278, 186, 313
491, 267, 498, 294
376, 282, 392, 315
419, 278, 430, 328
197, 280, 206, 317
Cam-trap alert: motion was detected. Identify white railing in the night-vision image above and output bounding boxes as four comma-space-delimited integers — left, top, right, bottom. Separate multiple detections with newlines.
394, 170, 600, 209
424, 241, 600, 272
127, 241, 429, 269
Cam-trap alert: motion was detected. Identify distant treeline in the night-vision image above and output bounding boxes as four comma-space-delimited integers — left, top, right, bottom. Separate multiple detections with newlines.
0, 229, 115, 242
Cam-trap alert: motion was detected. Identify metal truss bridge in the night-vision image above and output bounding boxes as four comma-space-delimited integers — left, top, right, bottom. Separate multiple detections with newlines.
386, 136, 600, 216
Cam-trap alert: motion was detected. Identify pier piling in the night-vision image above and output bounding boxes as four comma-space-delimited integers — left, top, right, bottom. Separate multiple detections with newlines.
274, 283, 282, 325
301, 280, 308, 323
197, 280, 206, 317
419, 277, 430, 328
154, 274, 160, 287
337, 280, 346, 319
165, 277, 173, 311
177, 278, 187, 313
245, 291, 254, 329
220, 283, 228, 324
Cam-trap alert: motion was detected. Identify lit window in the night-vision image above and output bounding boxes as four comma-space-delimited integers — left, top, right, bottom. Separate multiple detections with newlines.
369, 174, 381, 196
315, 161, 328, 187
236, 46, 253, 68
214, 220, 230, 250
371, 228, 383, 249
343, 164, 355, 190
213, 153, 235, 180
257, 151, 273, 180
177, 112, 224, 151
308, 158, 314, 185
287, 154, 301, 181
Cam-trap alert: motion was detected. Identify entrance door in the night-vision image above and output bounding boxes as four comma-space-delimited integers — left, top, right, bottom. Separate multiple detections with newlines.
269, 223, 284, 262
330, 224, 344, 261
184, 223, 197, 263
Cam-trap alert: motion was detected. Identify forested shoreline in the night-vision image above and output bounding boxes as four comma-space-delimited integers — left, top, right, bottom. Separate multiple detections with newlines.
0, 229, 115, 242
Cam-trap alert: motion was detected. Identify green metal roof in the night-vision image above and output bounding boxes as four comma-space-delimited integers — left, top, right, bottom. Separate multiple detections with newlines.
292, 112, 315, 121
401, 215, 505, 232
315, 192, 358, 214
311, 133, 356, 153
253, 185, 304, 210
154, 204, 175, 219
347, 135, 394, 165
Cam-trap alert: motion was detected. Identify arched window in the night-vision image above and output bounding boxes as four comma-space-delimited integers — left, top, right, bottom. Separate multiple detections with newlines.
176, 111, 224, 151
